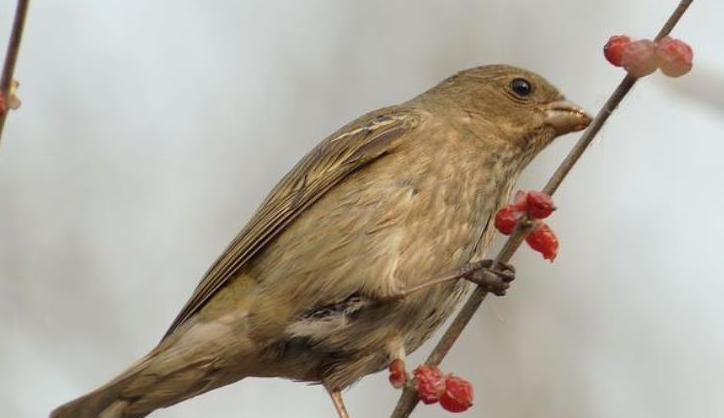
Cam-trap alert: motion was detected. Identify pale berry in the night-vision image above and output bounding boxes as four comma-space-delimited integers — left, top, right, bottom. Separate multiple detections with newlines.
525, 222, 559, 261
526, 191, 556, 219
388, 359, 407, 389
621, 39, 658, 78
512, 190, 529, 208
603, 35, 631, 67
439, 375, 474, 413
413, 365, 446, 404
656, 36, 693, 77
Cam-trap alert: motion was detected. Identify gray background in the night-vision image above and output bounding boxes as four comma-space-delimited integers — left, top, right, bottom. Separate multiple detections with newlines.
1, 1, 723, 417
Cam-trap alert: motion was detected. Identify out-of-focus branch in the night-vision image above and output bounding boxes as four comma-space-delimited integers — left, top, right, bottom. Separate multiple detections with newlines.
0, 0, 30, 153
389, 1, 694, 417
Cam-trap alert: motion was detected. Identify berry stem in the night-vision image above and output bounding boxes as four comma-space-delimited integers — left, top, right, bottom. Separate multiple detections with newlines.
0, 0, 30, 155
654, 0, 694, 42
389, 1, 695, 417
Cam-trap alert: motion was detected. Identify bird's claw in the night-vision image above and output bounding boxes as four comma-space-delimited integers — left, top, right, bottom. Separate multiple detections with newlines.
461, 259, 515, 296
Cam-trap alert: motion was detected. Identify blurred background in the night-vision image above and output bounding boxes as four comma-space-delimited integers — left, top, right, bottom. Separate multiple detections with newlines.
1, 1, 722, 417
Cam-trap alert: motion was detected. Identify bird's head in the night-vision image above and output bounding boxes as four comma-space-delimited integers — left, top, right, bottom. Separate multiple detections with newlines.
421, 64, 591, 155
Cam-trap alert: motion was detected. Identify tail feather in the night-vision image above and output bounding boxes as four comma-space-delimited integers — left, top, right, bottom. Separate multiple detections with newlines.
51, 293, 258, 418
50, 337, 250, 418
50, 353, 157, 418
49, 353, 216, 418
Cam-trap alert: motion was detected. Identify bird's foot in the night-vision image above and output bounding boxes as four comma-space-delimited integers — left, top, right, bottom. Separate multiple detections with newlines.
459, 259, 515, 296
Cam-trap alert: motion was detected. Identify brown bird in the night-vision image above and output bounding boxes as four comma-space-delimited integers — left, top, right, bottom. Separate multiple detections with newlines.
51, 65, 590, 418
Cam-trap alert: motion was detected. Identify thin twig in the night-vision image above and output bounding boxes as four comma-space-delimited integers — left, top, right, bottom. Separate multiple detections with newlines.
390, 1, 694, 416
0, 0, 30, 153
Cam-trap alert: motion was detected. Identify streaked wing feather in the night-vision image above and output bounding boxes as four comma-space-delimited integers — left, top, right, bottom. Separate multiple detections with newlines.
161, 107, 425, 340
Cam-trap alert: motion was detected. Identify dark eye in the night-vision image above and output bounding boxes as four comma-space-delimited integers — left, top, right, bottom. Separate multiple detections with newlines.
510, 78, 532, 97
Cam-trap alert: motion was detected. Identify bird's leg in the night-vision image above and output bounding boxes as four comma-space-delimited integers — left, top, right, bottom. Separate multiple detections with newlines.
326, 386, 350, 418
379, 259, 515, 302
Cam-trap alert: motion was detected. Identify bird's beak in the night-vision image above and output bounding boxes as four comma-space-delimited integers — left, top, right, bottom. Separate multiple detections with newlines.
544, 100, 591, 135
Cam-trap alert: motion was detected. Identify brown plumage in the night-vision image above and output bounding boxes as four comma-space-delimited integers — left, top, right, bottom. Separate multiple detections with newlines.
51, 65, 590, 418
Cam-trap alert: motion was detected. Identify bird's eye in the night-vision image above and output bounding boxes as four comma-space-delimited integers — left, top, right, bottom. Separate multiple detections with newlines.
510, 78, 532, 97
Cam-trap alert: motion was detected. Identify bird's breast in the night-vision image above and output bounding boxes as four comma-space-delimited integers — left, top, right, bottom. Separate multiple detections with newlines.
249, 122, 516, 312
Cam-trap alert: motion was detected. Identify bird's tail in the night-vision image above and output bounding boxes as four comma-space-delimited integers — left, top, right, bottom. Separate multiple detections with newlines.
50, 351, 155, 418
52, 281, 260, 418
49, 342, 236, 418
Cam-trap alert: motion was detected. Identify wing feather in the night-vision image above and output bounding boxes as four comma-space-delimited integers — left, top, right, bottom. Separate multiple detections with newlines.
162, 107, 425, 339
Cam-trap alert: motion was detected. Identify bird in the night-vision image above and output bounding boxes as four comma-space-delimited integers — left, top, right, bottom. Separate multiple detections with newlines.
51, 64, 590, 418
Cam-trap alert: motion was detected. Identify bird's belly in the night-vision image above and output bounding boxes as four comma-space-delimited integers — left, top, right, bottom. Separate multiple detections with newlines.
244, 141, 505, 387
250, 143, 496, 301
291, 284, 472, 386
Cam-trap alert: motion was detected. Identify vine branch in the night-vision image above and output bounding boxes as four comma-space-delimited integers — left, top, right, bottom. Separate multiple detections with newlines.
0, 0, 30, 153
390, 1, 695, 416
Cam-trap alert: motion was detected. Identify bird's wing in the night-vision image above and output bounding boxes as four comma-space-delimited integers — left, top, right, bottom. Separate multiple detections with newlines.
162, 107, 426, 339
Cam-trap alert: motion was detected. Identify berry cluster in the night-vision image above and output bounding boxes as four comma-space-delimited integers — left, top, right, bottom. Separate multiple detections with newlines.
388, 363, 474, 413
494, 190, 559, 261
604, 35, 693, 78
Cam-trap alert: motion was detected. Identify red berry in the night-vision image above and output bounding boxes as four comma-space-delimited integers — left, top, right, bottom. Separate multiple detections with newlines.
439, 375, 474, 413
388, 359, 407, 389
526, 191, 556, 219
525, 222, 559, 261
494, 204, 524, 235
621, 39, 658, 78
0, 92, 5, 115
656, 36, 693, 77
603, 35, 631, 67
413, 365, 446, 404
